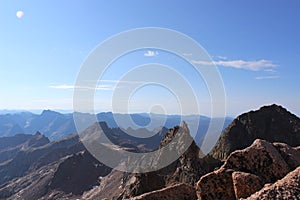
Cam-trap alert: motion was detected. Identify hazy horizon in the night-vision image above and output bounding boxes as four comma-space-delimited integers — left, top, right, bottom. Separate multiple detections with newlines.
0, 103, 299, 119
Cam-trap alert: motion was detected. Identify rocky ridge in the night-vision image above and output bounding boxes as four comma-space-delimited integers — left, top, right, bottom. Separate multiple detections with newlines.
210, 104, 300, 160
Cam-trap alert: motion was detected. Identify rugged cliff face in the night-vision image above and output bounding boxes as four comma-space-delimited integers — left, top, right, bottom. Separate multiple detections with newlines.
0, 132, 49, 164
210, 104, 300, 160
119, 122, 204, 199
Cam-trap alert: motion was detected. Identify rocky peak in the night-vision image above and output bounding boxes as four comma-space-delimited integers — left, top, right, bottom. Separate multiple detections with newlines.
210, 104, 300, 160
159, 125, 180, 148
26, 132, 50, 148
119, 121, 204, 199
40, 109, 61, 116
34, 131, 42, 136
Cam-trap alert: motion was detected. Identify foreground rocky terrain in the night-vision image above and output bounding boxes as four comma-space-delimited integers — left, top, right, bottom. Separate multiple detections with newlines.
196, 139, 300, 199
0, 104, 299, 199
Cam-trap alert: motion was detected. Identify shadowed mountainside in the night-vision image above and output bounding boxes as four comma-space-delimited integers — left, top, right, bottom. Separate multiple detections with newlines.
210, 104, 300, 160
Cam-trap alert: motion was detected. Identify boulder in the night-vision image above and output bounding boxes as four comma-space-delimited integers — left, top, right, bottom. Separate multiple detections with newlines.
273, 142, 300, 170
232, 171, 263, 199
223, 139, 290, 183
196, 168, 235, 200
244, 166, 300, 199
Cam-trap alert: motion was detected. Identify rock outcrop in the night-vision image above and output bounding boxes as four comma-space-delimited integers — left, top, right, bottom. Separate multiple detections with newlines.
210, 104, 300, 160
232, 171, 263, 199
196, 168, 236, 200
223, 139, 290, 183
120, 122, 205, 199
273, 142, 300, 170
244, 166, 300, 200
196, 139, 300, 200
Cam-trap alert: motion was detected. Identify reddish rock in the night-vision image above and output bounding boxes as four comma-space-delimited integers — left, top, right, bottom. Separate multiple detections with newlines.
273, 142, 300, 170
244, 166, 300, 199
223, 139, 290, 183
131, 183, 197, 200
196, 139, 298, 200
196, 168, 235, 200
232, 171, 263, 199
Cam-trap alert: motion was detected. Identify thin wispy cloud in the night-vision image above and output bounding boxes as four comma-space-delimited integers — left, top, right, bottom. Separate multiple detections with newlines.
215, 56, 228, 60
144, 50, 158, 57
192, 59, 277, 71
49, 80, 148, 91
255, 76, 280, 80
100, 80, 147, 84
49, 85, 75, 89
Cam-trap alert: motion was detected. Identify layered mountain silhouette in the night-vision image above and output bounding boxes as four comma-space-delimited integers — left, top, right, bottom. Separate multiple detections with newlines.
0, 104, 299, 199
0, 110, 76, 140
0, 110, 232, 142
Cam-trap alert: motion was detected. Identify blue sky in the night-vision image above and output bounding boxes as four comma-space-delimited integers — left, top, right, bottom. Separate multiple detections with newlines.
0, 0, 299, 117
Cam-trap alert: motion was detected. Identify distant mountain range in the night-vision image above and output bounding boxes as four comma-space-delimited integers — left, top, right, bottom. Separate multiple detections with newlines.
0, 110, 232, 143
0, 104, 298, 199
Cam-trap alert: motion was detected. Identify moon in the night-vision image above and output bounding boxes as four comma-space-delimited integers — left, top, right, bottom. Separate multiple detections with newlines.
16, 11, 24, 19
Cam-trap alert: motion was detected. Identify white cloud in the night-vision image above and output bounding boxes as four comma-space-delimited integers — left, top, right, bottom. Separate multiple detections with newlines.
192, 59, 277, 71
144, 50, 158, 57
49, 85, 75, 89
215, 56, 228, 60
255, 76, 280, 80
